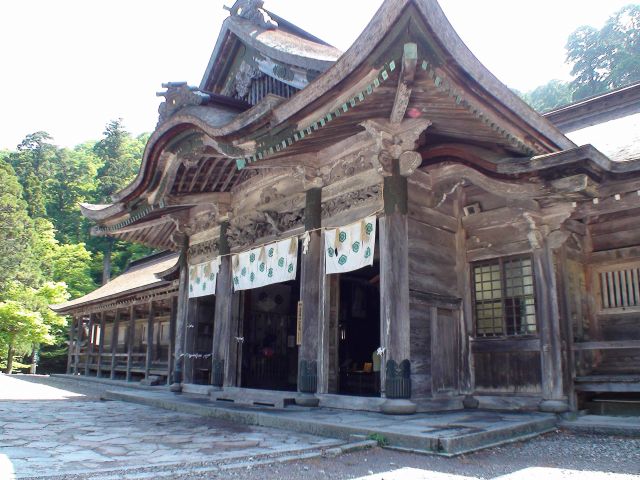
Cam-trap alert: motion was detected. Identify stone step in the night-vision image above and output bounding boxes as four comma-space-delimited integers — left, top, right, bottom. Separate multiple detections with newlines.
211, 386, 298, 408
102, 389, 557, 456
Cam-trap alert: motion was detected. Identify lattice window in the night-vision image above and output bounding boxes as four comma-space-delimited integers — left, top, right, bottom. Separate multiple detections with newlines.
599, 266, 640, 309
472, 256, 537, 337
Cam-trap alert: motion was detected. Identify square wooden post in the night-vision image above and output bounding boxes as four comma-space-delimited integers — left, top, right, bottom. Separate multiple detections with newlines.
67, 316, 75, 374
379, 158, 415, 414
297, 187, 323, 405
110, 309, 120, 379
73, 317, 83, 375
145, 301, 155, 379
96, 312, 106, 377
85, 314, 95, 376
533, 240, 570, 413
126, 305, 135, 382
170, 235, 190, 392
168, 296, 177, 386
211, 221, 235, 387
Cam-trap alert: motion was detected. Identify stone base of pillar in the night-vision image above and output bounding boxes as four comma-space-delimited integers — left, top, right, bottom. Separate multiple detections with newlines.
462, 395, 479, 409
539, 399, 570, 413
380, 399, 417, 415
169, 382, 183, 393
295, 393, 320, 407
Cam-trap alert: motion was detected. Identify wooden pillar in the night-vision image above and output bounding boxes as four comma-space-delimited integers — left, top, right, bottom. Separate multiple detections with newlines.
211, 222, 235, 387
379, 158, 414, 413
145, 301, 155, 379
297, 187, 323, 403
110, 309, 120, 380
533, 239, 569, 412
67, 316, 75, 374
73, 317, 83, 375
85, 314, 95, 376
170, 235, 189, 392
96, 312, 106, 377
126, 305, 135, 382
168, 296, 177, 386
183, 299, 197, 385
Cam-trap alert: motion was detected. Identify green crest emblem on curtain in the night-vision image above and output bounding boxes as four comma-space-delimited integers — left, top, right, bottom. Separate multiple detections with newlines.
352, 241, 360, 253
250, 253, 256, 263
278, 257, 285, 267
338, 255, 348, 265
365, 222, 374, 235
338, 231, 347, 243
268, 268, 274, 278
250, 272, 255, 282
259, 262, 265, 272
241, 267, 247, 276
365, 247, 372, 259
327, 247, 334, 257
288, 264, 294, 273
268, 248, 274, 257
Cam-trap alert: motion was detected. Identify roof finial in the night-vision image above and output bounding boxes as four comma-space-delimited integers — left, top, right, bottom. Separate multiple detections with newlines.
225, 0, 278, 30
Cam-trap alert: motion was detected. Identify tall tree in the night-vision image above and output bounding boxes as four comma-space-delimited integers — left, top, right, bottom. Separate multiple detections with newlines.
92, 119, 143, 284
0, 160, 37, 293
8, 132, 57, 218
566, 5, 640, 101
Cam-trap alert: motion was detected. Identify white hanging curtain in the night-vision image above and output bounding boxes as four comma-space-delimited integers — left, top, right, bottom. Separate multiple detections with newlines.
232, 237, 298, 291
325, 215, 376, 275
188, 257, 221, 298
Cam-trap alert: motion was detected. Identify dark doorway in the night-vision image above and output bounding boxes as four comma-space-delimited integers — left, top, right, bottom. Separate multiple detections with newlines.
240, 281, 299, 391
338, 261, 381, 396
190, 296, 215, 385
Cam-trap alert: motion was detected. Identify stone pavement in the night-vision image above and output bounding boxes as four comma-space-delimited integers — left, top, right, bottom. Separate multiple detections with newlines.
0, 374, 345, 480
103, 387, 556, 455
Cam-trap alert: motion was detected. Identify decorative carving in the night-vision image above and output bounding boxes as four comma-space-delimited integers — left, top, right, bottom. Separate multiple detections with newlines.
385, 359, 411, 399
234, 61, 264, 99
188, 238, 220, 260
321, 185, 382, 219
227, 0, 278, 30
227, 208, 304, 249
298, 360, 317, 393
156, 82, 209, 126
361, 118, 431, 177
260, 186, 284, 204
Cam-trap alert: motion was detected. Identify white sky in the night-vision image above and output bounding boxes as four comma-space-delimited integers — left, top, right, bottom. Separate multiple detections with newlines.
0, 0, 632, 150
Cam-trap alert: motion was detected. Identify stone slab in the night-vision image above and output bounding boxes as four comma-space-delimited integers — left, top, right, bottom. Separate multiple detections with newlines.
561, 414, 640, 437
103, 389, 557, 455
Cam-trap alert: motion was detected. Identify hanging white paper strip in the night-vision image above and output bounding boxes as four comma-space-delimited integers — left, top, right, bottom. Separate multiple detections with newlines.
325, 215, 376, 275
188, 257, 221, 298
232, 237, 298, 291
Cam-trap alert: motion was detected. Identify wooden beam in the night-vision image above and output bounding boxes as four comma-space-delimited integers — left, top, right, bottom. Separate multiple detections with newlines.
573, 340, 640, 350
164, 192, 231, 207
66, 316, 75, 374
390, 43, 417, 124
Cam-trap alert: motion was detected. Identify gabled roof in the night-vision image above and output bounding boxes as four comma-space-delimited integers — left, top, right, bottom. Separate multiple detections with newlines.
81, 0, 625, 250
51, 252, 179, 314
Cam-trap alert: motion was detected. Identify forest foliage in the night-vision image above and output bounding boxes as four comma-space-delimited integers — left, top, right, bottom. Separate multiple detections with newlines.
0, 120, 151, 373
519, 4, 640, 112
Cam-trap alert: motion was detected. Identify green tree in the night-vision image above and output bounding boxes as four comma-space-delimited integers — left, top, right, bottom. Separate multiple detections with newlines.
566, 5, 640, 101
523, 79, 573, 113
91, 119, 147, 284
8, 132, 57, 218
0, 160, 37, 293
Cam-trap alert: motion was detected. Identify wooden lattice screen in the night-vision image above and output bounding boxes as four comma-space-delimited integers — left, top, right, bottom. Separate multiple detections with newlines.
599, 267, 640, 309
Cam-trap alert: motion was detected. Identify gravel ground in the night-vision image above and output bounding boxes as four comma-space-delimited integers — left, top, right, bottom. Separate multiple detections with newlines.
10, 375, 640, 480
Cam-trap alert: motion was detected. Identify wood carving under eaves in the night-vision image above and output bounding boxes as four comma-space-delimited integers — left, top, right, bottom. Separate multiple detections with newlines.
361, 118, 431, 177
231, 61, 264, 100
189, 238, 220, 260
156, 82, 210, 127
228, 208, 305, 249
322, 151, 375, 185
321, 184, 382, 219
227, 0, 278, 30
